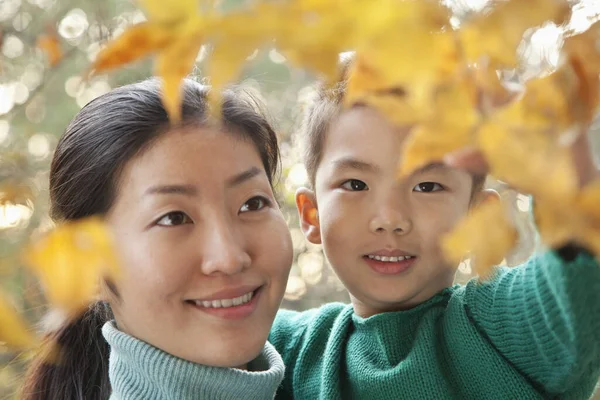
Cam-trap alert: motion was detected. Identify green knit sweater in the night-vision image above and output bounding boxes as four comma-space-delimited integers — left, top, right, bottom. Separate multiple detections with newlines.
102, 321, 285, 399
269, 250, 600, 399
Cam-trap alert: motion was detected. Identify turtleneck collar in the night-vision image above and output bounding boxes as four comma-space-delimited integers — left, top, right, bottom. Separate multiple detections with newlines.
102, 321, 285, 399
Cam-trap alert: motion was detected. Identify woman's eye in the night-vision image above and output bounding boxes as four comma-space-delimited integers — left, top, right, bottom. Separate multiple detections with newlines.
413, 182, 444, 193
341, 179, 368, 191
240, 196, 270, 213
156, 211, 192, 226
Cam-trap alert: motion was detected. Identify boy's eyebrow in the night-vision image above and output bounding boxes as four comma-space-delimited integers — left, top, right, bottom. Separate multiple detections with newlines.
414, 162, 449, 174
332, 157, 380, 173
145, 184, 198, 197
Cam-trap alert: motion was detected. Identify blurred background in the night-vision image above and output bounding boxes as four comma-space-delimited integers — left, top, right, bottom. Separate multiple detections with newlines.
1, 0, 599, 398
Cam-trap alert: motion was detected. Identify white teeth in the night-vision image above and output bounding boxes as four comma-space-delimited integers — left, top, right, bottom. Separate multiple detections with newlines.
194, 291, 255, 309
221, 298, 233, 307
367, 255, 413, 262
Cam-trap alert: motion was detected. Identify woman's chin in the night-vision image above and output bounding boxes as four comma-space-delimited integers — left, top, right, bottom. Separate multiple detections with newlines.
174, 335, 267, 368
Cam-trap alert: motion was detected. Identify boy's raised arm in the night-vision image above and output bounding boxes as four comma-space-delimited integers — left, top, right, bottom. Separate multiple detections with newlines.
463, 246, 600, 394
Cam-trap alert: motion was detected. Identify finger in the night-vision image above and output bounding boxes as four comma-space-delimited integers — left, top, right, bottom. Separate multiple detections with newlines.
443, 147, 490, 176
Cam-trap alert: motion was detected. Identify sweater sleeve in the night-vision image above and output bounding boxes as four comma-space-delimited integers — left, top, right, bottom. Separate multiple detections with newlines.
463, 248, 600, 395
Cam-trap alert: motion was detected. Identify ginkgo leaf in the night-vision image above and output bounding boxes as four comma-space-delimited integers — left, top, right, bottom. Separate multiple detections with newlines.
155, 26, 204, 122
496, 61, 598, 134
442, 196, 518, 278
345, 55, 423, 126
477, 121, 578, 201
36, 30, 63, 67
399, 77, 480, 176
562, 21, 600, 124
354, 0, 457, 107
91, 0, 206, 122
138, 0, 198, 23
23, 217, 120, 315
460, 0, 571, 67
535, 179, 600, 255
471, 62, 523, 113
0, 292, 37, 351
276, 0, 361, 82
92, 23, 173, 72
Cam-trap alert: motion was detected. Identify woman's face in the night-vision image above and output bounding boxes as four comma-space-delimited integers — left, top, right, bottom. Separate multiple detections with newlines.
106, 127, 293, 368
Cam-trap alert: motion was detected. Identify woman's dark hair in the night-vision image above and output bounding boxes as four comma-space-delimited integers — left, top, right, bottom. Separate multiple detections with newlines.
21, 78, 281, 400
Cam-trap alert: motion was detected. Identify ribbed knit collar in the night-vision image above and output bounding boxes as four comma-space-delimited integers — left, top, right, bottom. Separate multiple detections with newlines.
102, 321, 285, 399
350, 285, 459, 366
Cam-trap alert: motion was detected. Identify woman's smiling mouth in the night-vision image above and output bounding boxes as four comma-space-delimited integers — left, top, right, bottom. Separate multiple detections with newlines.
186, 286, 264, 320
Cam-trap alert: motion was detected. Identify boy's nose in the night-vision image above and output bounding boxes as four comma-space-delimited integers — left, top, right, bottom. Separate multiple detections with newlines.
200, 220, 251, 276
369, 210, 412, 235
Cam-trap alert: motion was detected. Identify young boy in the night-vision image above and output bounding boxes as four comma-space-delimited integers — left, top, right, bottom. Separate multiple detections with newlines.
268, 60, 600, 399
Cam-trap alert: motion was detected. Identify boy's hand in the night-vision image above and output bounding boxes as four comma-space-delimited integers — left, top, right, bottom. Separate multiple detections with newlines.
444, 130, 599, 189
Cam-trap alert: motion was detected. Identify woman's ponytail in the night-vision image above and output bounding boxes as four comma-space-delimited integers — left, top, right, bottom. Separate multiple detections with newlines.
21, 302, 113, 400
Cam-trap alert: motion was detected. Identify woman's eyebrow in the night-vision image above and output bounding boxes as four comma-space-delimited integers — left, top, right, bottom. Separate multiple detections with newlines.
226, 166, 264, 188
144, 184, 198, 197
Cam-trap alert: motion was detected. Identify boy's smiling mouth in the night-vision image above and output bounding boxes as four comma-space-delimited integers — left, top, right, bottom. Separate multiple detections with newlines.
366, 254, 414, 262
362, 250, 417, 274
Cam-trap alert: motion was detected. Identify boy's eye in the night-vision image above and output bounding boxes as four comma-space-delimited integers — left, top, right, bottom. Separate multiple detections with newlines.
341, 179, 368, 191
413, 182, 443, 193
240, 196, 271, 213
156, 211, 193, 226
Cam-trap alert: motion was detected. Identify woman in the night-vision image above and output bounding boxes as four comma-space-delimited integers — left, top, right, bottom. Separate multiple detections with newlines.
22, 78, 293, 399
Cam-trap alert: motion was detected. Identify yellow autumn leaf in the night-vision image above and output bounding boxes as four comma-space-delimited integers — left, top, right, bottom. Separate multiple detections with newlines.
23, 217, 121, 315
535, 179, 600, 255
344, 55, 423, 126
399, 77, 480, 176
478, 121, 578, 201
472, 61, 523, 113
91, 23, 173, 72
138, 0, 198, 24
0, 292, 38, 351
91, 0, 206, 122
460, 0, 571, 67
562, 21, 600, 124
442, 196, 518, 278
276, 0, 361, 82
497, 61, 597, 134
155, 28, 205, 123
36, 30, 63, 67
353, 0, 457, 107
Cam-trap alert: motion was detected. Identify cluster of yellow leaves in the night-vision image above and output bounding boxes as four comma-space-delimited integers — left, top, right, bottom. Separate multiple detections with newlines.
436, 21, 600, 274
91, 0, 600, 276
0, 217, 120, 351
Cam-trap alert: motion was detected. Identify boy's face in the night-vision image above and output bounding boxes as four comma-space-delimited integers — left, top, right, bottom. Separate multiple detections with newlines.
298, 106, 477, 317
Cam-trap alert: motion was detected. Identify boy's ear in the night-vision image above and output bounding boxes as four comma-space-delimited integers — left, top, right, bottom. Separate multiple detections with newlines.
295, 187, 321, 245
471, 188, 500, 207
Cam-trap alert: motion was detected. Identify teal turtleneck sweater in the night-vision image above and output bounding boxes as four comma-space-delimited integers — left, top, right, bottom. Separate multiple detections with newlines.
269, 250, 600, 399
102, 321, 285, 399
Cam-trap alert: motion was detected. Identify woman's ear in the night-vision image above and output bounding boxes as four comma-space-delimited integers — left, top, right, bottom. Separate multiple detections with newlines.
471, 188, 500, 207
295, 187, 322, 244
